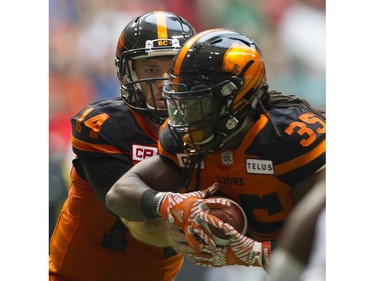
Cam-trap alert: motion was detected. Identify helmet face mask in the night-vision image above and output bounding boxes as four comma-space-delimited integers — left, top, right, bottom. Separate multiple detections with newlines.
163, 28, 268, 153
166, 91, 222, 146
115, 11, 196, 124
121, 56, 173, 122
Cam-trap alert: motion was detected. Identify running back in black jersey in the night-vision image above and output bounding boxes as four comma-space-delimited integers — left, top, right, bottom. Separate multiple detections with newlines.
158, 104, 325, 241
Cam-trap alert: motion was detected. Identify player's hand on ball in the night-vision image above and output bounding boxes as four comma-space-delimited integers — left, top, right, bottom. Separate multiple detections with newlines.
196, 223, 272, 269
158, 183, 231, 252
194, 197, 247, 247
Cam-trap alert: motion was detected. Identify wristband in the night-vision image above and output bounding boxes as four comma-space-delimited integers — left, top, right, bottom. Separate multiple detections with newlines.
141, 189, 167, 219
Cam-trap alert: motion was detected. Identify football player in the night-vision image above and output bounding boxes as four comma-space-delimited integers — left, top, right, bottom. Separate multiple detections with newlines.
106, 28, 326, 270
49, 11, 197, 281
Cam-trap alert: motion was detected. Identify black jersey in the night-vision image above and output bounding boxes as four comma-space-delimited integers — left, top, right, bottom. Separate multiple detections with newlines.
50, 97, 183, 281
158, 104, 326, 241
71, 97, 159, 202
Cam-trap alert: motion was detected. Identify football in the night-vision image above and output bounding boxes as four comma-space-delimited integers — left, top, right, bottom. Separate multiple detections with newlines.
203, 197, 248, 246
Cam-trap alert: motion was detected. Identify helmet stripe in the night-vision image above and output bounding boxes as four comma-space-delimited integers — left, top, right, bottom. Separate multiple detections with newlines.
173, 28, 222, 83
155, 11, 168, 39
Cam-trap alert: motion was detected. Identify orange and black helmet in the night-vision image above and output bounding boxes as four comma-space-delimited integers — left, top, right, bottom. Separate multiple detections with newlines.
115, 11, 195, 123
163, 28, 268, 153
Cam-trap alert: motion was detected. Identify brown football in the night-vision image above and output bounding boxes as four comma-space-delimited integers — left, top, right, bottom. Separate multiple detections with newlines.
205, 197, 248, 246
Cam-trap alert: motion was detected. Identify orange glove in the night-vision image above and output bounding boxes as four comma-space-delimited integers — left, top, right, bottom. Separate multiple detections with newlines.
157, 183, 231, 252
196, 222, 271, 269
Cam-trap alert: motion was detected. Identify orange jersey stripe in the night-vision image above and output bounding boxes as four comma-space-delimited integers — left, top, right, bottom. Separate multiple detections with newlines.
129, 108, 158, 141
275, 139, 326, 175
238, 114, 269, 151
155, 11, 168, 39
72, 135, 123, 154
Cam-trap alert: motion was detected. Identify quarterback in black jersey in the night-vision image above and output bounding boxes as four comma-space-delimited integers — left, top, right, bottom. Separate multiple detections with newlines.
106, 29, 326, 270
49, 11, 198, 281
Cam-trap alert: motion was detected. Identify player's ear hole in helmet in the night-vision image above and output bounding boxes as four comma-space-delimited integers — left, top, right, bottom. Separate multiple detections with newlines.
115, 11, 196, 124
163, 28, 268, 154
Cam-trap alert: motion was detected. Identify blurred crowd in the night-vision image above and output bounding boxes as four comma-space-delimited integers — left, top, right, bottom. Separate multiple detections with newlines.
49, 0, 325, 280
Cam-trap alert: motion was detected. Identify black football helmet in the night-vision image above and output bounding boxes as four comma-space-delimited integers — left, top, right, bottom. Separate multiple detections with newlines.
163, 28, 268, 154
115, 11, 196, 124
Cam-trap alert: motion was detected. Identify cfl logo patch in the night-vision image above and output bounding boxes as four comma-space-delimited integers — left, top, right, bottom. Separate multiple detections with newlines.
132, 145, 158, 161
221, 152, 233, 165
